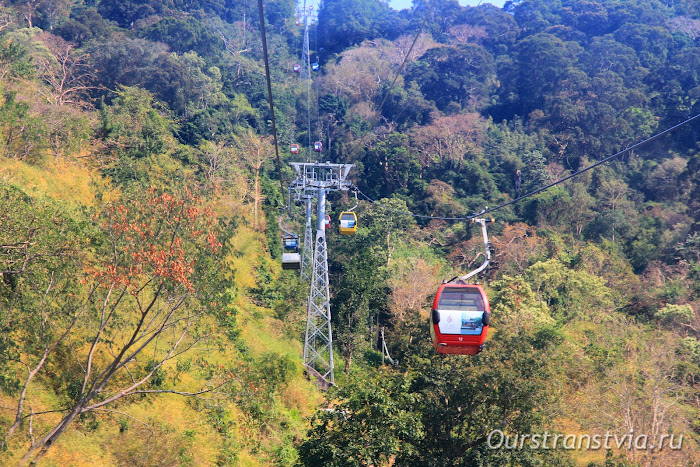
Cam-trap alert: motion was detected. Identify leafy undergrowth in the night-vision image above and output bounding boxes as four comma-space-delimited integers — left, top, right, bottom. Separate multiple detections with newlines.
0, 159, 322, 466
0, 155, 100, 206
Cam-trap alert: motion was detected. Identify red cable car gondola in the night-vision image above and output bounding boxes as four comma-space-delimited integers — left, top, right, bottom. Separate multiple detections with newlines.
313, 141, 323, 152
290, 144, 299, 154
430, 217, 494, 355
324, 214, 331, 229
430, 282, 490, 355
293, 64, 301, 73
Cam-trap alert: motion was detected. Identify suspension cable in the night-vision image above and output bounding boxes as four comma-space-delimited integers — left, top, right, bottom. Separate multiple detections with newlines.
315, 22, 322, 153
354, 112, 700, 221
338, 0, 429, 163
257, 0, 286, 207
368, 0, 428, 131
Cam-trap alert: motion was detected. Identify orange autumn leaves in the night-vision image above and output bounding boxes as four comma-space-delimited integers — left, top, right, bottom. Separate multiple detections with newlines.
88, 187, 221, 293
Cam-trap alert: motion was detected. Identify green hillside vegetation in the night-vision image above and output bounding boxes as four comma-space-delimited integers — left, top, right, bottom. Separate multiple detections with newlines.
0, 0, 698, 465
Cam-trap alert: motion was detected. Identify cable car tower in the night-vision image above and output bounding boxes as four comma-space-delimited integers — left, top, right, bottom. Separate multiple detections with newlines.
298, 2, 314, 154
290, 162, 353, 387
300, 195, 313, 281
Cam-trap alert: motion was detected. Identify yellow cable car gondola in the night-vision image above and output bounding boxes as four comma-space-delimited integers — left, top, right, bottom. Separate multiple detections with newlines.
338, 211, 357, 235
339, 191, 359, 235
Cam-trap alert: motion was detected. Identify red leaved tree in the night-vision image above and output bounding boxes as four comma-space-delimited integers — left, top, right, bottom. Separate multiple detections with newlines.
3, 186, 226, 464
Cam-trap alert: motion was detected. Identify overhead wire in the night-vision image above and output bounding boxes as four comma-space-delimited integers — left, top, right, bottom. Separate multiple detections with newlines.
314, 22, 322, 154
257, 0, 286, 206
367, 0, 429, 132
330, 0, 429, 164
354, 112, 700, 221
258, 0, 700, 224
307, 25, 312, 159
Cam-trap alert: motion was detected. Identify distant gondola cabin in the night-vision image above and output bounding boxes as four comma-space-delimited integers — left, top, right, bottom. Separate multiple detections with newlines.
290, 144, 300, 154
430, 283, 490, 355
293, 64, 301, 73
324, 214, 331, 230
338, 212, 357, 235
313, 141, 322, 152
311, 62, 320, 71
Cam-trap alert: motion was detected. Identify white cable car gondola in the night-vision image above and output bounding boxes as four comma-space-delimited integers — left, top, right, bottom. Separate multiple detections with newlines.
282, 233, 301, 270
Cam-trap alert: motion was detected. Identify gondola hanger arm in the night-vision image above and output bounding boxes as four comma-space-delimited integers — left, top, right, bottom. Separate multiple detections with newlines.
455, 217, 494, 283
348, 191, 359, 212
278, 207, 294, 237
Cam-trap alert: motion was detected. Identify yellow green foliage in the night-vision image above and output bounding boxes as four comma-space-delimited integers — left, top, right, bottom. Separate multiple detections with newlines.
0, 154, 320, 466
0, 156, 99, 205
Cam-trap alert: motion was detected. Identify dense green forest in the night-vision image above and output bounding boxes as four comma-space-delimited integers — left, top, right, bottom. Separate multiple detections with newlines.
0, 0, 699, 465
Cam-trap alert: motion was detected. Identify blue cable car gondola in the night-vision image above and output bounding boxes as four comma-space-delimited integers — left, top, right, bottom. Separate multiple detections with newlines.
430, 218, 494, 355
311, 62, 320, 71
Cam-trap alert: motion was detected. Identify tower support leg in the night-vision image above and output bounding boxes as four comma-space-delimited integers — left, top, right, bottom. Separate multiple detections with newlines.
303, 188, 334, 386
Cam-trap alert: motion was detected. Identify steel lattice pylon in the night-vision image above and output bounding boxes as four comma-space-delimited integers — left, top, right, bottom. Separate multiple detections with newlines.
303, 226, 334, 384
300, 197, 313, 281
289, 162, 353, 387
301, 21, 311, 82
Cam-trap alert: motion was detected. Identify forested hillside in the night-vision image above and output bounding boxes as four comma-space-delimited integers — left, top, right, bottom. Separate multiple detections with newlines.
0, 0, 699, 465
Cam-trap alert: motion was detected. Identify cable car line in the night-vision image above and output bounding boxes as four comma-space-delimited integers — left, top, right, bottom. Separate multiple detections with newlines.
473, 112, 700, 218
368, 0, 428, 133
260, 2, 697, 362
256, 0, 286, 207
337, 0, 430, 165
352, 112, 700, 221
314, 24, 322, 155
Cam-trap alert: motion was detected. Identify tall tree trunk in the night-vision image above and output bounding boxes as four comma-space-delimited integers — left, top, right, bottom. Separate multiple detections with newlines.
386, 230, 392, 267
21, 404, 82, 465
4, 351, 50, 447
344, 344, 352, 374
254, 171, 260, 230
